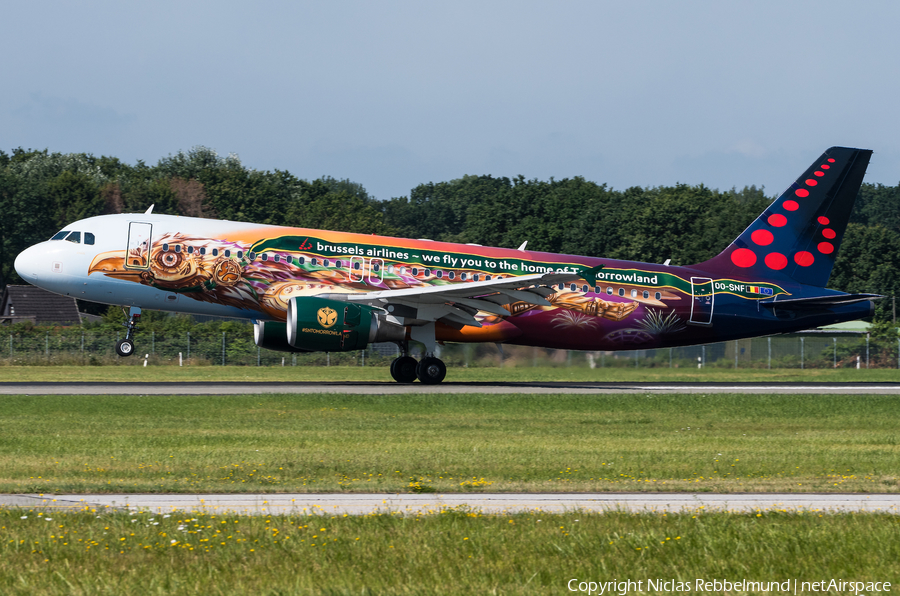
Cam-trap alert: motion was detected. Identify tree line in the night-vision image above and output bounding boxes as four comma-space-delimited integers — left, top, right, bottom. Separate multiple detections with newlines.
2, 146, 898, 323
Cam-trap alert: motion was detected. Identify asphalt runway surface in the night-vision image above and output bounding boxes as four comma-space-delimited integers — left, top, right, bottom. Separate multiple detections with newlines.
2, 492, 899, 515
0, 381, 899, 395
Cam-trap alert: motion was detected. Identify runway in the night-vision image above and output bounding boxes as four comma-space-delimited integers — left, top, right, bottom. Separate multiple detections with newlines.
2, 492, 899, 515
0, 381, 899, 395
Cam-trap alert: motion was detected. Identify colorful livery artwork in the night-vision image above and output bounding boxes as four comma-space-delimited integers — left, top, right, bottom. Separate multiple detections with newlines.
15, 147, 878, 383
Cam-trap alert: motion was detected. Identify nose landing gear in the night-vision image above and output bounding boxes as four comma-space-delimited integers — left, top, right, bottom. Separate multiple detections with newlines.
115, 306, 141, 357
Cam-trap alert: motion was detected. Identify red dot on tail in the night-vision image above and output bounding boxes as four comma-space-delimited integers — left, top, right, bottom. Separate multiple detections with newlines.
822, 228, 836, 239
795, 189, 810, 198
794, 251, 814, 267
731, 248, 757, 268
814, 171, 825, 177
765, 252, 788, 270
783, 200, 799, 211
821, 164, 830, 169
768, 214, 787, 227
827, 158, 836, 163
818, 242, 834, 254
817, 216, 830, 225
751, 229, 774, 246
805, 179, 818, 186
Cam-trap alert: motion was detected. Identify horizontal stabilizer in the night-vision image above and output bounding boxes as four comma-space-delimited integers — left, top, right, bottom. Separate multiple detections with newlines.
760, 293, 881, 309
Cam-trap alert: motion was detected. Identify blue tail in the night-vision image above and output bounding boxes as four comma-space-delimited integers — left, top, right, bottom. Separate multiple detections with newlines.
698, 146, 872, 287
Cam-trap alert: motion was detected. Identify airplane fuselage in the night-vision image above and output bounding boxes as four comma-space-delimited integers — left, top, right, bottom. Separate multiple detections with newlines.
15, 212, 871, 353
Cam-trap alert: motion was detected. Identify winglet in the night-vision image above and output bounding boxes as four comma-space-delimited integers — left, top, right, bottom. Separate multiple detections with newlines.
579, 264, 605, 286
517, 241, 528, 251
144, 204, 155, 215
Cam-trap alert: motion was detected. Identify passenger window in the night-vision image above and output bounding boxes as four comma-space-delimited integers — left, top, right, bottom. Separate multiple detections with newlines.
324, 259, 330, 267
473, 274, 479, 281
175, 245, 182, 253
436, 271, 443, 279
424, 269, 431, 277
212, 248, 219, 257
655, 292, 662, 300
486, 275, 492, 281
248, 252, 256, 261
298, 257, 305, 265
65, 232, 81, 244
84, 232, 95, 245
187, 246, 194, 254
260, 253, 268, 261
224, 250, 231, 258
355, 262, 363, 270
411, 267, 418, 276
606, 287, 613, 295
643, 290, 649, 299
570, 283, 577, 291
237, 251, 244, 259
311, 258, 318, 266
51, 231, 69, 240
582, 285, 589, 293
631, 289, 638, 298
594, 286, 600, 294
199, 247, 206, 255
618, 288, 625, 297
460, 273, 467, 281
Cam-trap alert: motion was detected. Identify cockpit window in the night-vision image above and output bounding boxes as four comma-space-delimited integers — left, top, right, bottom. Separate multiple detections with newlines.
51, 231, 69, 240
84, 232, 95, 245
65, 232, 81, 244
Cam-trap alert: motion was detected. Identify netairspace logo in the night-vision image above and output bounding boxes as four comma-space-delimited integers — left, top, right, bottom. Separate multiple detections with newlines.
567, 578, 892, 595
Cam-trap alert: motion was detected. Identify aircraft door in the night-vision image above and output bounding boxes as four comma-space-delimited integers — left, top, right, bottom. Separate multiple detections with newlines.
689, 277, 714, 325
125, 222, 153, 269
349, 256, 365, 282
368, 258, 384, 285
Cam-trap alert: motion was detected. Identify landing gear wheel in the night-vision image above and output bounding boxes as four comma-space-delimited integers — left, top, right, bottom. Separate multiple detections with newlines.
416, 356, 446, 384
390, 356, 418, 383
115, 339, 135, 357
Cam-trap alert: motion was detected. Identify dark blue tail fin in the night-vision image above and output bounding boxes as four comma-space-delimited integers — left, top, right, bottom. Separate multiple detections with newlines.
698, 146, 872, 287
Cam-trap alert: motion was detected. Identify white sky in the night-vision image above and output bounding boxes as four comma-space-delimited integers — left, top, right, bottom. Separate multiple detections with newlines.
3, 1, 899, 200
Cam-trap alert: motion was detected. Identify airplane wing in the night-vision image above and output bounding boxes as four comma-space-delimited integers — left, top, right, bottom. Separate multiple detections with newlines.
334, 271, 583, 329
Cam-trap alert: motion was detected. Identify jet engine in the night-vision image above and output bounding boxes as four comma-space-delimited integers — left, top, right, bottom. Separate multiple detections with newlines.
257, 296, 405, 352
253, 320, 310, 353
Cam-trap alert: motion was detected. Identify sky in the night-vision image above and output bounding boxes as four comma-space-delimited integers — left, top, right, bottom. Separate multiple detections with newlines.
3, 1, 900, 200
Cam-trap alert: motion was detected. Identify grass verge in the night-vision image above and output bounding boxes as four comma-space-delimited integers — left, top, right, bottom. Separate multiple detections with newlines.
1, 508, 898, 595
0, 365, 898, 383
0, 392, 898, 494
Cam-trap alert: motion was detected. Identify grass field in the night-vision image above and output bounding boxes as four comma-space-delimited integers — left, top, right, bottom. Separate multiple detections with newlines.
0, 364, 898, 383
0, 392, 898, 494
1, 508, 897, 595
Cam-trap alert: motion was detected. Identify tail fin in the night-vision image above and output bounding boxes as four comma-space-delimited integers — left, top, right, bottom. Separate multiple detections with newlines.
698, 146, 872, 287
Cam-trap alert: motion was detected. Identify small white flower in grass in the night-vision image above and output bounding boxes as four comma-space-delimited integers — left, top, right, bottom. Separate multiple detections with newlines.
20, 516, 27, 519
45, 518, 52, 521
171, 539, 177, 544
163, 514, 170, 518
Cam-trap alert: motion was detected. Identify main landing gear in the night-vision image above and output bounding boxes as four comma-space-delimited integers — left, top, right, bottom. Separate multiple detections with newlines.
115, 306, 141, 357
389, 325, 448, 384
389, 354, 447, 384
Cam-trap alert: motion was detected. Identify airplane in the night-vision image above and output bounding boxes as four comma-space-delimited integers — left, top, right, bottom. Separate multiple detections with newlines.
14, 146, 878, 383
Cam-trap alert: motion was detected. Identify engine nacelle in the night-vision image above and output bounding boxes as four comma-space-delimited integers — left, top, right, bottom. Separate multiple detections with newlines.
253, 320, 310, 353
285, 296, 405, 352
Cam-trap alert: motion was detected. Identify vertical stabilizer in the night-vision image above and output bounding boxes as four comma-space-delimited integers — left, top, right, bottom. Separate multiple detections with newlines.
698, 147, 872, 287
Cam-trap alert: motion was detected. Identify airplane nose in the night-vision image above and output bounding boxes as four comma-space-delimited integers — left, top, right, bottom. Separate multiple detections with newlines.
15, 244, 46, 282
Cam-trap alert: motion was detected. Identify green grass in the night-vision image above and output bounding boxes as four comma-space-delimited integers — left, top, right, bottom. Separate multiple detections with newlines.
0, 508, 898, 595
1, 392, 898, 494
0, 364, 898, 383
